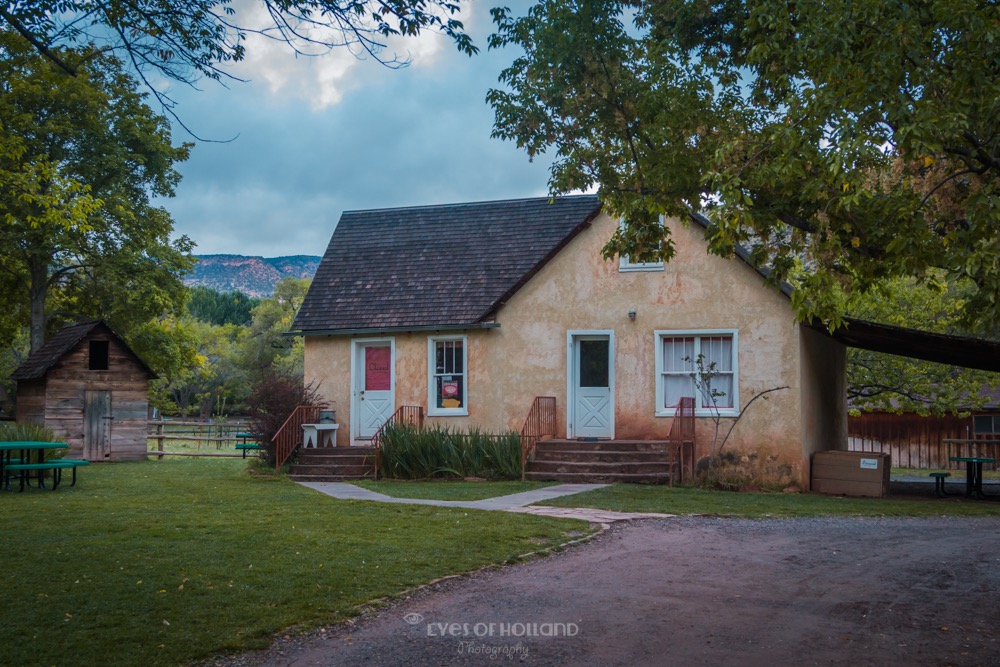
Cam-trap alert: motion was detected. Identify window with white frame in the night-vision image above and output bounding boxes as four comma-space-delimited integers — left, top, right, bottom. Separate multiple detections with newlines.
655, 330, 738, 417
618, 217, 665, 272
428, 336, 468, 416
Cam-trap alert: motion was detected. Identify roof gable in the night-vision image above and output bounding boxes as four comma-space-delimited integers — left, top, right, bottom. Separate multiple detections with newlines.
11, 319, 155, 380
293, 195, 602, 333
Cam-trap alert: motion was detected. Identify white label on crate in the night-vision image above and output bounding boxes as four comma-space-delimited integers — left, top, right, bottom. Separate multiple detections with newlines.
859, 458, 879, 470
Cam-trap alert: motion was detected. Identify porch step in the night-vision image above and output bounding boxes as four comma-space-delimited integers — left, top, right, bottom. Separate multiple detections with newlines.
538, 439, 673, 453
525, 439, 680, 485
288, 446, 375, 481
523, 471, 673, 484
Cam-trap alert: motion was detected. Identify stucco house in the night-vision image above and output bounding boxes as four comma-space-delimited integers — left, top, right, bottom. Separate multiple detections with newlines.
292, 195, 855, 485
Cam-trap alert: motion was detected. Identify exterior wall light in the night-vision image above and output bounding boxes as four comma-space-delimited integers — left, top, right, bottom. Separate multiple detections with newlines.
627, 309, 637, 320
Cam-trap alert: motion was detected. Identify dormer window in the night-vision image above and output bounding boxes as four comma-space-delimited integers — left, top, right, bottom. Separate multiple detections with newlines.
89, 340, 109, 370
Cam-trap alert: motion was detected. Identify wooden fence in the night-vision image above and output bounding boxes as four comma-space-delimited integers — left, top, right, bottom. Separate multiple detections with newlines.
848, 412, 998, 469
147, 419, 249, 458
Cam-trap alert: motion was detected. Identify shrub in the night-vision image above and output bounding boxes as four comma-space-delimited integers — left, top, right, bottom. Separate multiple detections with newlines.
245, 370, 324, 466
0, 422, 65, 461
378, 423, 521, 480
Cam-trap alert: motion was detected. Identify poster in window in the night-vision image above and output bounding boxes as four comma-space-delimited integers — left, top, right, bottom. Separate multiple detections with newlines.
437, 376, 463, 408
365, 346, 391, 391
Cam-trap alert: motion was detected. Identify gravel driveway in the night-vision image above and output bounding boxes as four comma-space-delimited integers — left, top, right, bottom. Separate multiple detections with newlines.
213, 516, 1000, 667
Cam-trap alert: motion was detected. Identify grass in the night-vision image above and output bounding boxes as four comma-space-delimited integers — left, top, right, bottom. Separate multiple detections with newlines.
536, 483, 1000, 517
352, 480, 557, 501
0, 458, 589, 666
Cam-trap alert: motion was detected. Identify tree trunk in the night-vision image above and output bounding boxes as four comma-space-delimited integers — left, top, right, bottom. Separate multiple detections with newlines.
28, 261, 48, 353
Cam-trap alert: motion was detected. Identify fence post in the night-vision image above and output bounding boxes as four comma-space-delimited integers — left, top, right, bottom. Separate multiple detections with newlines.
156, 418, 164, 460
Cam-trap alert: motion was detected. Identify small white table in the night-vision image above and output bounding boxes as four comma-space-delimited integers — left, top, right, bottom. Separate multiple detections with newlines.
301, 423, 339, 448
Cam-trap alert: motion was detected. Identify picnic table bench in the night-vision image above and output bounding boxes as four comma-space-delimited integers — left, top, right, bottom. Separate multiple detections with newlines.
235, 434, 261, 458
4, 459, 90, 492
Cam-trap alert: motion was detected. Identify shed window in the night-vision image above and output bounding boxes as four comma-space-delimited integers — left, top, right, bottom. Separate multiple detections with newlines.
89, 340, 109, 370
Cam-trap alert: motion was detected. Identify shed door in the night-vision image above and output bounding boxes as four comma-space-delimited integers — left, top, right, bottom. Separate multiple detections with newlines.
84, 390, 112, 459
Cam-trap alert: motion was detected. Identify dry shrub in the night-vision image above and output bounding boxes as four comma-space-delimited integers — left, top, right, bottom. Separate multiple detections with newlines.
695, 449, 796, 492
245, 370, 324, 466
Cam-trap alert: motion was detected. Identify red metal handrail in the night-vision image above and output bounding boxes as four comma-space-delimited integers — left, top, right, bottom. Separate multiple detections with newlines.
272, 405, 323, 472
666, 396, 696, 484
519, 396, 557, 481
371, 405, 424, 478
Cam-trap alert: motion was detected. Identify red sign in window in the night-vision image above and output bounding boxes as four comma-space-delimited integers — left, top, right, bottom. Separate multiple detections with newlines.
365, 346, 391, 391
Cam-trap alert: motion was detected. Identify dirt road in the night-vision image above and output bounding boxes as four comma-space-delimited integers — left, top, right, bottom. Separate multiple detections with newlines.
217, 517, 1000, 666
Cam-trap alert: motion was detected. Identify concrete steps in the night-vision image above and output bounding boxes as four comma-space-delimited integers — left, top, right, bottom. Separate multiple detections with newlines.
524, 439, 678, 485
288, 446, 376, 481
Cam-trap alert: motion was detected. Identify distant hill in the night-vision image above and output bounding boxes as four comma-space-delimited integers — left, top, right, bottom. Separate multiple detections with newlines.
186, 254, 321, 297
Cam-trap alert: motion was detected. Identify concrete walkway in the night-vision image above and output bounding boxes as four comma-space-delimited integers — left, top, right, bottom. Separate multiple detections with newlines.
297, 481, 675, 524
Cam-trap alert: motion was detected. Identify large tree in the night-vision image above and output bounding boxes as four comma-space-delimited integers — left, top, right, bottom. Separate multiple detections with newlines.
1, 0, 476, 109
489, 0, 1000, 327
0, 30, 194, 353
848, 277, 1000, 414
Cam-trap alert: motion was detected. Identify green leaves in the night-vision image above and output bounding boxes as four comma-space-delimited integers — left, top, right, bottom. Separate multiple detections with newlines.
0, 29, 193, 352
490, 0, 1000, 326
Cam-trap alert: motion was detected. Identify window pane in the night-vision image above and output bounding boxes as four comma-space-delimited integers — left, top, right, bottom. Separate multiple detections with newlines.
703, 336, 733, 372
663, 337, 694, 372
664, 374, 694, 408
436, 375, 464, 409
710, 373, 734, 408
365, 346, 391, 391
579, 339, 609, 388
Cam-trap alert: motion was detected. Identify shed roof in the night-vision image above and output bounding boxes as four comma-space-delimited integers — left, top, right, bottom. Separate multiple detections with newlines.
292, 195, 603, 333
11, 319, 156, 380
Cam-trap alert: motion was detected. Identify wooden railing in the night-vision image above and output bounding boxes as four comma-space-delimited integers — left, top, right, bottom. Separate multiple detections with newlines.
666, 397, 696, 485
520, 396, 557, 481
272, 405, 324, 472
371, 405, 424, 478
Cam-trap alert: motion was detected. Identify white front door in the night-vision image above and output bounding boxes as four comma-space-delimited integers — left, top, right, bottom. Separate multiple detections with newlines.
353, 340, 395, 441
568, 332, 614, 439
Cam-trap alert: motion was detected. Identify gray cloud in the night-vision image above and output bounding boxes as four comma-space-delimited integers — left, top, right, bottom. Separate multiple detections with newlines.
160, 2, 553, 257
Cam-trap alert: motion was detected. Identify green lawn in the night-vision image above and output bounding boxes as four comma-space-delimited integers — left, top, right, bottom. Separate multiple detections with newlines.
0, 458, 589, 666
536, 483, 1000, 517
352, 479, 556, 501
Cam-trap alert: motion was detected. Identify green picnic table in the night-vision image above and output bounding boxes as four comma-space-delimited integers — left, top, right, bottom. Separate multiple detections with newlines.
948, 456, 995, 498
235, 433, 261, 458
0, 441, 88, 492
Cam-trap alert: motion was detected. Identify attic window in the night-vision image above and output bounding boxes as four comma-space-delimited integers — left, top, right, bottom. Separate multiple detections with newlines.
89, 340, 109, 371
618, 217, 666, 272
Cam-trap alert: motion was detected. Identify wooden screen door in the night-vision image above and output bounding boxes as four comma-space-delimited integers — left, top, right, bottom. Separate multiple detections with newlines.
84, 390, 112, 459
354, 341, 394, 440
569, 333, 614, 439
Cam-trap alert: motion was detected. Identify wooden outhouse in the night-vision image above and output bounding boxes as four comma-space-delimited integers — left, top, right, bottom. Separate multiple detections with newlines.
12, 319, 155, 461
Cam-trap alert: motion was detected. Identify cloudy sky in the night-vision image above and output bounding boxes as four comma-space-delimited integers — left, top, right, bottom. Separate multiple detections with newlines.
158, 1, 554, 258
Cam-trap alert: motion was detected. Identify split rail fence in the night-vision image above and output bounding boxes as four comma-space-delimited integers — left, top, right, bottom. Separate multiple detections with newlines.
147, 419, 250, 458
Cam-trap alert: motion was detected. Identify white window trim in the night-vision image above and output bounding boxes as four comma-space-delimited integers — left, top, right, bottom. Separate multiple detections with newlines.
618, 216, 666, 272
655, 329, 739, 418
427, 335, 468, 417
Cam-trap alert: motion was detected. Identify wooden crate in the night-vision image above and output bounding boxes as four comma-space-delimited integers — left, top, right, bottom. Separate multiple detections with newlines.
812, 450, 891, 498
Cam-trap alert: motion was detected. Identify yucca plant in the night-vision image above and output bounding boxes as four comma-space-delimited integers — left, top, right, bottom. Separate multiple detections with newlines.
378, 423, 522, 480
0, 422, 66, 461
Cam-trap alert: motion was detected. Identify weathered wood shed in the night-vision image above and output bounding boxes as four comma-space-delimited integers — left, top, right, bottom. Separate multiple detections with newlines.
11, 319, 155, 461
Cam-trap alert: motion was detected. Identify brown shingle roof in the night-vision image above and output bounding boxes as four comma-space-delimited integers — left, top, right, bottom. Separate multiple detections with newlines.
292, 195, 603, 333
11, 319, 155, 380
